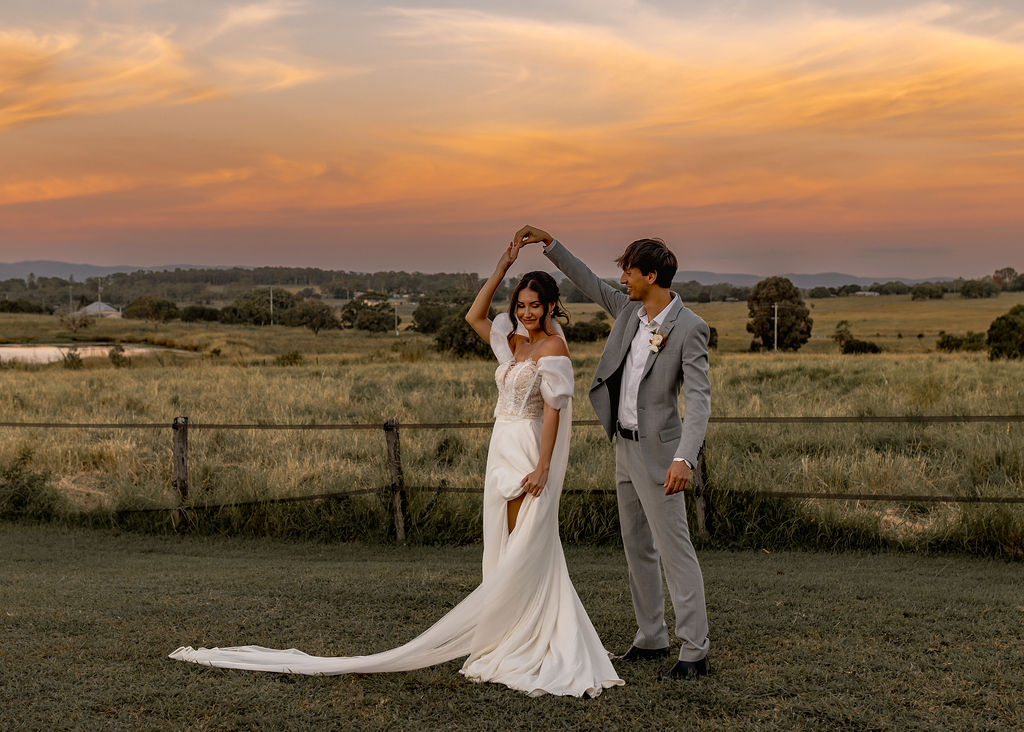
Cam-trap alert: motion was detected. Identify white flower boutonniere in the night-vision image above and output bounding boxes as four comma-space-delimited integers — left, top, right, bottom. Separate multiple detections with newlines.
648, 329, 666, 353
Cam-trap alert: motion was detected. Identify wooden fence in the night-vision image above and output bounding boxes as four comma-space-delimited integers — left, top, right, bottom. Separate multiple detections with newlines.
2, 415, 1023, 542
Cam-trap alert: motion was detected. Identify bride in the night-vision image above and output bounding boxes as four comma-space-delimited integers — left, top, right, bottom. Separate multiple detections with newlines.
170, 240, 624, 697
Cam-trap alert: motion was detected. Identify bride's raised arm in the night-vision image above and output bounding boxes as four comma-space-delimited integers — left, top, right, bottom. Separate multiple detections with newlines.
465, 240, 522, 342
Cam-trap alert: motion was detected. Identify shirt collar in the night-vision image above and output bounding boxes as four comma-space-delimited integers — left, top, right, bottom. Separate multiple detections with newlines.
637, 292, 678, 329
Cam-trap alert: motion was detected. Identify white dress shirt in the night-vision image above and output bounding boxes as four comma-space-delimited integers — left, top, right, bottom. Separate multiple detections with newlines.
618, 294, 678, 430
617, 294, 691, 468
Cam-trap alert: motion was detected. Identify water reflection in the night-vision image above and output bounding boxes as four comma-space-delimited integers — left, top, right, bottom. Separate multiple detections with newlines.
0, 345, 183, 364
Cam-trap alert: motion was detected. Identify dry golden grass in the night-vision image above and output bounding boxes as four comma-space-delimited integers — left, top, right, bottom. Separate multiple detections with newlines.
2, 308, 1022, 554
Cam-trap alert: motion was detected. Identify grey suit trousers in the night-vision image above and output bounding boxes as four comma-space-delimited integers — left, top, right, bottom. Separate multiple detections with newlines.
616, 437, 709, 662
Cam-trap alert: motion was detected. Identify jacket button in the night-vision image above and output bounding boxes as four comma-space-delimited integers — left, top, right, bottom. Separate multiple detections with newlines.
596, 377, 603, 384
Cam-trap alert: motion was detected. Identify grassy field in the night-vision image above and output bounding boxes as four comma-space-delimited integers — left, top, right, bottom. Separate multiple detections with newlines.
2, 523, 1021, 730
1, 300, 1023, 555
571, 290, 1024, 353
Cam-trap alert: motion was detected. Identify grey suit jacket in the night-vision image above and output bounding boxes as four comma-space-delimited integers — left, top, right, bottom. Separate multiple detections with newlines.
544, 240, 711, 485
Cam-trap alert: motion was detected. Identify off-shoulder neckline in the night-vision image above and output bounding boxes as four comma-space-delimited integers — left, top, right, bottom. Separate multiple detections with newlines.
505, 355, 571, 365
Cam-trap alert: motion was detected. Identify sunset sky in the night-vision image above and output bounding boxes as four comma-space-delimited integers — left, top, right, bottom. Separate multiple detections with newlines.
2, 1, 1023, 278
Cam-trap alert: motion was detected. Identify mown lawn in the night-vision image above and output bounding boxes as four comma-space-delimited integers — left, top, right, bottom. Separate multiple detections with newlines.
2, 524, 1021, 730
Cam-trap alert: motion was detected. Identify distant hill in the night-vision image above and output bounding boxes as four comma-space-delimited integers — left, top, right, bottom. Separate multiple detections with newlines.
2, 260, 958, 289
0, 261, 227, 281
673, 271, 957, 288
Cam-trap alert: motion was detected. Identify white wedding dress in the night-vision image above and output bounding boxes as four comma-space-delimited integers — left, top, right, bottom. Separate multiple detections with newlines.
170, 314, 624, 697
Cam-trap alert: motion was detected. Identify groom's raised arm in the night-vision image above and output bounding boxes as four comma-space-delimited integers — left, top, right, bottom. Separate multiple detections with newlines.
515, 225, 628, 317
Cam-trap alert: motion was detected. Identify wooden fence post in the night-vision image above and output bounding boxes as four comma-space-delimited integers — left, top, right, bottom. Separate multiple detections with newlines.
383, 418, 408, 543
692, 441, 713, 540
172, 416, 189, 530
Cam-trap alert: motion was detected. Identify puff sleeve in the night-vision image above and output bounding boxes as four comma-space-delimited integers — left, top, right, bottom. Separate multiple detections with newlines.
489, 313, 515, 363
537, 356, 574, 411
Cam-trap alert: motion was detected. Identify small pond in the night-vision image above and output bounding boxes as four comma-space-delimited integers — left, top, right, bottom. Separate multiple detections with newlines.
0, 344, 191, 364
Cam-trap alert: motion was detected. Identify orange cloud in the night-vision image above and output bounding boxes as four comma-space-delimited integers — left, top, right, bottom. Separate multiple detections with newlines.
0, 173, 141, 205
0, 29, 218, 129
1, 4, 1022, 273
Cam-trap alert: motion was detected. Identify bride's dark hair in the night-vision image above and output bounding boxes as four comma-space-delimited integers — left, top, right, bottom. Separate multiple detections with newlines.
509, 271, 569, 336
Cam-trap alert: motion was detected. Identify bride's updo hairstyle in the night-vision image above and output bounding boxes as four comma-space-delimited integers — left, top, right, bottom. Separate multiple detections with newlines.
509, 271, 569, 336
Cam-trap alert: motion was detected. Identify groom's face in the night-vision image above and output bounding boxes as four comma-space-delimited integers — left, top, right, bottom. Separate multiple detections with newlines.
620, 267, 655, 301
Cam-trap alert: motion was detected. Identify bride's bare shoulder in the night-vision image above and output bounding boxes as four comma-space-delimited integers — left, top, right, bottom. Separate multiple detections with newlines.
537, 335, 570, 358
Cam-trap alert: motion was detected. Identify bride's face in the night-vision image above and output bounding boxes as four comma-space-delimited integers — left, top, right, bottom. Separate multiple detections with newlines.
515, 287, 547, 334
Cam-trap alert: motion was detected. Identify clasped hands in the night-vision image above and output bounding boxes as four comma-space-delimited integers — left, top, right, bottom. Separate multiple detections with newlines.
499, 226, 553, 272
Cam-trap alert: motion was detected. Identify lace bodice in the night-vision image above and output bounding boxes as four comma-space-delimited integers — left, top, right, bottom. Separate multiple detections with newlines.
488, 314, 575, 421
494, 360, 545, 420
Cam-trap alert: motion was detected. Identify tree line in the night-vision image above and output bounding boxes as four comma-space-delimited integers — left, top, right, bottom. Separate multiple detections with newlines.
3, 264, 1020, 359
3, 264, 1020, 314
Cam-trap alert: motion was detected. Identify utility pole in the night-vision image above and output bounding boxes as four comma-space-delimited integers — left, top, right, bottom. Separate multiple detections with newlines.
394, 301, 399, 336
269, 286, 274, 325
773, 303, 779, 352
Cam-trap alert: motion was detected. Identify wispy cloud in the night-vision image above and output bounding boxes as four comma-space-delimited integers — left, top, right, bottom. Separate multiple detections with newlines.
214, 56, 326, 91
0, 28, 217, 129
206, 1, 307, 42
0, 173, 142, 205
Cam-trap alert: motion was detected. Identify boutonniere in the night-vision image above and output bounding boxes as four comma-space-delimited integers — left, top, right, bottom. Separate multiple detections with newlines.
648, 327, 666, 353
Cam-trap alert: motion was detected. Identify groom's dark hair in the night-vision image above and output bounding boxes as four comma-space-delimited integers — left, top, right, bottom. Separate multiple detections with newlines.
615, 238, 677, 288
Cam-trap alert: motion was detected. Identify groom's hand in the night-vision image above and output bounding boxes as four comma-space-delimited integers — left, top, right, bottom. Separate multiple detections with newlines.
514, 225, 553, 247
664, 460, 691, 495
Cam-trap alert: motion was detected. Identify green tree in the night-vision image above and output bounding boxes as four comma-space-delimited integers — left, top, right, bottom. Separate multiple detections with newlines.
746, 277, 812, 352
180, 305, 220, 322
913, 282, 942, 300
411, 289, 475, 334
987, 305, 1024, 360
286, 300, 340, 334
411, 302, 450, 333
434, 306, 493, 358
911, 283, 944, 300
937, 331, 986, 352
339, 300, 395, 332
842, 338, 881, 354
807, 286, 832, 299
870, 281, 910, 295
230, 288, 300, 325
563, 316, 611, 342
832, 320, 853, 347
961, 279, 999, 299
123, 296, 180, 322
992, 267, 1018, 290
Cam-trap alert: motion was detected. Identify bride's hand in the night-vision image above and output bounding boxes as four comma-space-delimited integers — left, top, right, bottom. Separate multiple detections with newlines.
497, 240, 522, 272
520, 466, 549, 497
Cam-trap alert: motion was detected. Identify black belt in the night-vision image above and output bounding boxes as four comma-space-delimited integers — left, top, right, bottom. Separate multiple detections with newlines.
616, 421, 639, 441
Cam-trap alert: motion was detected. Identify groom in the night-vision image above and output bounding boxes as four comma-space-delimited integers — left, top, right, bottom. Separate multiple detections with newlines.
516, 225, 712, 680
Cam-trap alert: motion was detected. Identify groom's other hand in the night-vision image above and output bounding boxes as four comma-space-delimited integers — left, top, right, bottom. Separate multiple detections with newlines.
514, 225, 553, 247
664, 460, 691, 495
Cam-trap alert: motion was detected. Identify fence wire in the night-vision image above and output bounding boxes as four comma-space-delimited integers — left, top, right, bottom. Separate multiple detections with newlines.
4, 415, 1022, 513
3, 415, 1023, 430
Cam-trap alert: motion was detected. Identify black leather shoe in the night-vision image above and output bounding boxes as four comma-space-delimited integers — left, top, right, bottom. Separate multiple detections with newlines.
618, 645, 670, 661
667, 657, 710, 680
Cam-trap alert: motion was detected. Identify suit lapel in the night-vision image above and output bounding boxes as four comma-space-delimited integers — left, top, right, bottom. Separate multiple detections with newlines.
639, 299, 681, 382
602, 303, 641, 378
